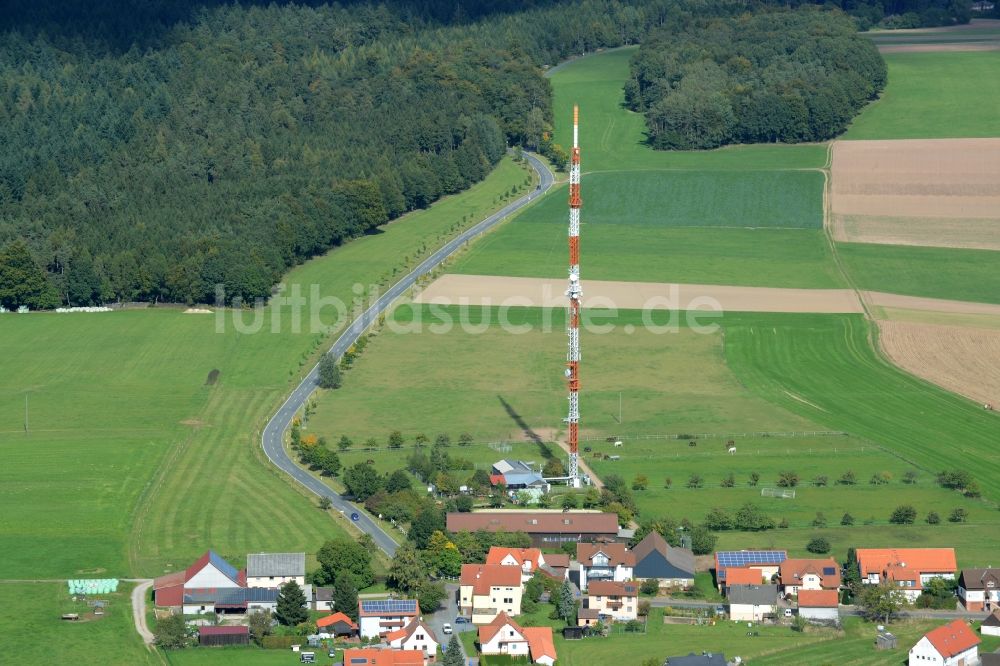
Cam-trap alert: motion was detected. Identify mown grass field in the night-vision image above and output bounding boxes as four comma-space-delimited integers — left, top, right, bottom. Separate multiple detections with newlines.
0, 157, 534, 581
166, 648, 317, 665
308, 306, 819, 447
843, 50, 1000, 140
0, 582, 156, 665
724, 313, 1000, 500
837, 242, 1000, 305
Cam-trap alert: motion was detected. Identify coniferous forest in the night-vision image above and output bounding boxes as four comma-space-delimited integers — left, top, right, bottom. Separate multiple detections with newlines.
0, 0, 963, 307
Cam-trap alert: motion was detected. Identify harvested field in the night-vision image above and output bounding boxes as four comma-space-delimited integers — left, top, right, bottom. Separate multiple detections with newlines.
866, 291, 1000, 316
831, 139, 1000, 249
877, 319, 1000, 406
416, 274, 864, 313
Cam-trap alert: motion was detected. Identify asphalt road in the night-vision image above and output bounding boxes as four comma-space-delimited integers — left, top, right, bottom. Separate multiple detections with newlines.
261, 153, 555, 557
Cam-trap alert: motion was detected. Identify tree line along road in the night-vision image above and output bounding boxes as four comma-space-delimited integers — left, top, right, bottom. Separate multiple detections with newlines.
260, 152, 555, 557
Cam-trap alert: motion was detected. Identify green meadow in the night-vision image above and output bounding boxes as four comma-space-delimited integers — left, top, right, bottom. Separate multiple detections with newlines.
836, 242, 1000, 305
550, 48, 828, 172
0, 157, 534, 580
0, 582, 156, 665
844, 50, 1000, 139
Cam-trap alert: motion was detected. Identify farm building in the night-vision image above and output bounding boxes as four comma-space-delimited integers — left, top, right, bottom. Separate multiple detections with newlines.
856, 548, 957, 602
198, 625, 249, 647
446, 511, 620, 547
727, 584, 778, 622
153, 550, 244, 608
386, 619, 439, 660
341, 648, 424, 665
796, 590, 840, 623
780, 558, 841, 596
359, 599, 418, 638
459, 563, 523, 624
958, 567, 1000, 611
631, 531, 695, 589
246, 552, 305, 588
908, 619, 980, 666
714, 551, 786, 592
576, 541, 634, 591
491, 460, 549, 492
182, 586, 283, 615
316, 611, 357, 637
982, 610, 1000, 637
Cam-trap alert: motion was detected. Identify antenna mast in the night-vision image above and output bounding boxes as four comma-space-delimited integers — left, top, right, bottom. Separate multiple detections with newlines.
565, 105, 582, 487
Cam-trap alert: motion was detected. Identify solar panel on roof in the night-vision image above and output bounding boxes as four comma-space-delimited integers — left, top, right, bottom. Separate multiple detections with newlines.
361, 599, 416, 613
822, 567, 836, 575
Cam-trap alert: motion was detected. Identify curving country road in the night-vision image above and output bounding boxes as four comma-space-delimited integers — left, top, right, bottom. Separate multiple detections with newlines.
261, 153, 555, 557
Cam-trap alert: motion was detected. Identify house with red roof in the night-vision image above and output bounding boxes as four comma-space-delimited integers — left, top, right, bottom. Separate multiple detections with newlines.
341, 648, 424, 666
386, 619, 439, 663
722, 566, 768, 594
857, 548, 957, 602
478, 612, 556, 665
579, 581, 639, 623
459, 563, 524, 624
780, 558, 841, 596
796, 590, 840, 623
358, 599, 419, 639
316, 611, 358, 637
908, 619, 980, 666
486, 547, 545, 583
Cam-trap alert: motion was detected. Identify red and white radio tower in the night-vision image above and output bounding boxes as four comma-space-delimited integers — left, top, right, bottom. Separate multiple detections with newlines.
565, 105, 582, 487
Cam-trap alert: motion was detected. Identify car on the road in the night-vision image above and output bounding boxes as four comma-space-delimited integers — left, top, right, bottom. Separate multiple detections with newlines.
442, 623, 453, 634
454, 616, 470, 624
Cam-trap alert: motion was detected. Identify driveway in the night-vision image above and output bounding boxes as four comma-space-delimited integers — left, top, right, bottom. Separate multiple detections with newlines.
130, 579, 155, 646
426, 583, 476, 664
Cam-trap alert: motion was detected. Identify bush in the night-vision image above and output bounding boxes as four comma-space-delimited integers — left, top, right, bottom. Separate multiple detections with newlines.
640, 578, 660, 596
838, 470, 857, 485
687, 474, 704, 489
811, 475, 828, 487
840, 512, 854, 526
748, 472, 760, 487
721, 473, 735, 488
703, 507, 733, 531
925, 511, 940, 525
806, 537, 831, 554
889, 504, 917, 524
776, 471, 799, 488
869, 472, 890, 485
948, 508, 968, 523
778, 518, 789, 529
811, 512, 827, 528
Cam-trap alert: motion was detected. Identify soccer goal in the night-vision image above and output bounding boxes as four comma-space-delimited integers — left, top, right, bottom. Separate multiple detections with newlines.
761, 487, 795, 499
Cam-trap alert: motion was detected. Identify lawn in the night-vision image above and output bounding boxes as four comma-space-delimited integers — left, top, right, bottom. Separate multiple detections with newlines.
0, 582, 156, 665
0, 156, 532, 581
549, 48, 828, 172
165, 648, 318, 665
836, 242, 1000, 305
843, 51, 1000, 139
723, 313, 1000, 501
308, 306, 820, 447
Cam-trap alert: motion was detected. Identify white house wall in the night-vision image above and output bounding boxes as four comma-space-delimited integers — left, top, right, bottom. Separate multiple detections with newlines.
186, 564, 239, 589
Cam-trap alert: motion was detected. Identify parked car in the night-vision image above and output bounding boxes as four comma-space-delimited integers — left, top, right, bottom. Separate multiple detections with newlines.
454, 616, 470, 624
443, 623, 453, 634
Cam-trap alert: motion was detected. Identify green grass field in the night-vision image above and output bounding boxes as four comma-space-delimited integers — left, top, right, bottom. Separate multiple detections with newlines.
309, 306, 819, 446
166, 648, 316, 665
724, 313, 1000, 499
836, 242, 1000, 304
0, 157, 533, 581
550, 48, 828, 172
843, 51, 1000, 139
0, 582, 156, 665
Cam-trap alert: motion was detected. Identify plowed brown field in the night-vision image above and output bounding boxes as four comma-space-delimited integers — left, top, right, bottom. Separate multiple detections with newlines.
830, 139, 1000, 249
878, 319, 1000, 406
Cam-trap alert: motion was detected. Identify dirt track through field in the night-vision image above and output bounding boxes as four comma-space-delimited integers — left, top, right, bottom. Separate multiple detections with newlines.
416, 274, 865, 313
877, 320, 1000, 406
830, 139, 1000, 249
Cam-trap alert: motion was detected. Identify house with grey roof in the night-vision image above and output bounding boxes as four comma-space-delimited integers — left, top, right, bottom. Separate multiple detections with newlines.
632, 531, 695, 589
727, 584, 778, 621
246, 552, 306, 588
